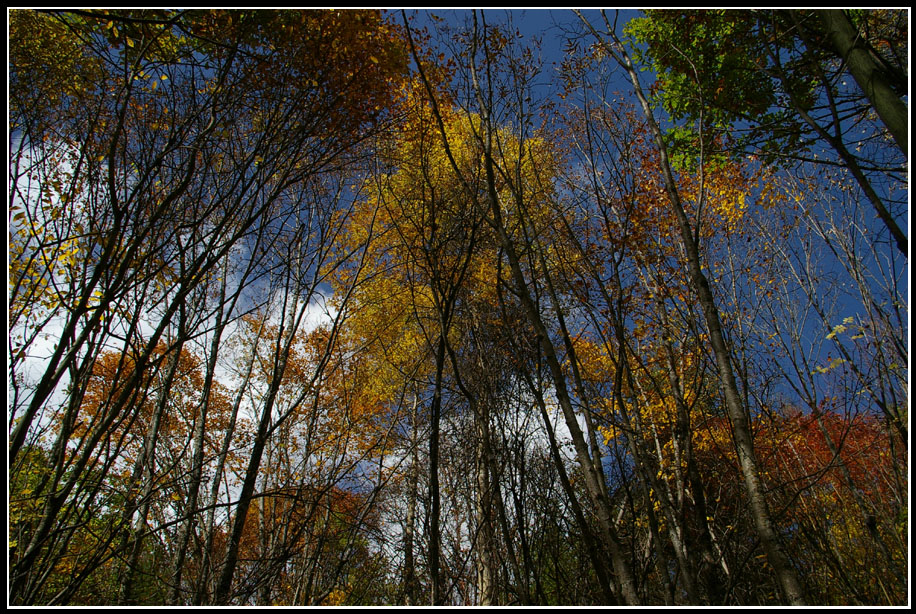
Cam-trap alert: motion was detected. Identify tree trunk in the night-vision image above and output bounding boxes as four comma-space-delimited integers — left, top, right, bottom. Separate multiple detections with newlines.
428, 334, 447, 605
819, 9, 908, 158
403, 393, 420, 606
602, 20, 808, 605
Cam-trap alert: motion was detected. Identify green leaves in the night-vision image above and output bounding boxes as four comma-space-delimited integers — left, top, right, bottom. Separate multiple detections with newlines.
624, 10, 818, 165
626, 11, 770, 121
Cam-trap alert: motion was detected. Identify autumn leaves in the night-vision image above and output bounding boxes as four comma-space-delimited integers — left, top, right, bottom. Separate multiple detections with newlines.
8, 9, 908, 606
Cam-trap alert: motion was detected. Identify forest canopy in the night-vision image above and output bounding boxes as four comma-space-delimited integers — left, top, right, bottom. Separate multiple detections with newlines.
7, 8, 908, 606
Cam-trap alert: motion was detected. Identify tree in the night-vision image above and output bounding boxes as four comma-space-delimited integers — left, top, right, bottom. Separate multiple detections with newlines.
575, 9, 809, 604
9, 9, 907, 607
9, 9, 408, 605
624, 9, 908, 255
403, 11, 646, 603
332, 81, 497, 604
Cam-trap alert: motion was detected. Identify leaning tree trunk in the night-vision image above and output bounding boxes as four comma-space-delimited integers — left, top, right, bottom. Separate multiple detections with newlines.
588, 16, 808, 605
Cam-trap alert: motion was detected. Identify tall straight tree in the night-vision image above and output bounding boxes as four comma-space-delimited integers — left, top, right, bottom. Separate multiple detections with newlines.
574, 10, 807, 605
404, 11, 642, 604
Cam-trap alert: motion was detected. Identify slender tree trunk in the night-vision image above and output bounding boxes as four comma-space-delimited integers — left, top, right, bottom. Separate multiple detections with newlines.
118, 338, 184, 605
593, 17, 807, 604
482, 135, 641, 606
213, 290, 303, 604
428, 334, 447, 606
474, 403, 497, 605
768, 20, 908, 258
193, 327, 260, 604
403, 394, 420, 606
524, 372, 618, 604
169, 285, 230, 604
213, 385, 277, 604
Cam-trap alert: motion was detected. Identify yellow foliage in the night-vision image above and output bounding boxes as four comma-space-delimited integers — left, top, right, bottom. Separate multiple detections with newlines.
329, 88, 560, 412
321, 586, 349, 606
